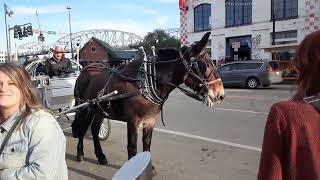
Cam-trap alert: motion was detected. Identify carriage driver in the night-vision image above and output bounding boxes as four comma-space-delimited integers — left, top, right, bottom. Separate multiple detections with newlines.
45, 46, 73, 78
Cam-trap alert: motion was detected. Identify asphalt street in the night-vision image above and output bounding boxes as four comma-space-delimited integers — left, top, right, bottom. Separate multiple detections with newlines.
59, 84, 297, 180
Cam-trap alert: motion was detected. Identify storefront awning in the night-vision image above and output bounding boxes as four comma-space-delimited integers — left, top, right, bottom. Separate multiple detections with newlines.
261, 43, 299, 52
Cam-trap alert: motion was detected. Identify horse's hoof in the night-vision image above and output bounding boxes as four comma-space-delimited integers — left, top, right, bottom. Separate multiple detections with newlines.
152, 166, 157, 177
77, 155, 84, 162
98, 157, 108, 165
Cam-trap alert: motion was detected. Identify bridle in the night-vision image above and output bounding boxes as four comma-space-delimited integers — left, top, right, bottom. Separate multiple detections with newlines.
180, 50, 222, 94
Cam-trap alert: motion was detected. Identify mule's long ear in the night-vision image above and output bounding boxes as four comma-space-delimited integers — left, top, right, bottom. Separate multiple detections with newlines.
192, 32, 211, 55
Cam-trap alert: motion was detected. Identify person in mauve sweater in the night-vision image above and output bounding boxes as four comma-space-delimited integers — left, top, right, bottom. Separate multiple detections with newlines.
258, 30, 320, 180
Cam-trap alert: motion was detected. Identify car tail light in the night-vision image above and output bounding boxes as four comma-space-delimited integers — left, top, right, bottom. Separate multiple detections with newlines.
266, 68, 273, 72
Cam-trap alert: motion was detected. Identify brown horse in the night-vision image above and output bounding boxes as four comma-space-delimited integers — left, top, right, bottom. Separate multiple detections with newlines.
72, 32, 225, 174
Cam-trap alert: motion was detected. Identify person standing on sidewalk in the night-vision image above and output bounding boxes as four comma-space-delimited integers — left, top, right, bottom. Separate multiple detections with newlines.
0, 62, 68, 180
258, 31, 320, 180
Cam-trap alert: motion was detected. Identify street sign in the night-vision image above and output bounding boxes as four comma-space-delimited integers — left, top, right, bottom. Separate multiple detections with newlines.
47, 31, 57, 35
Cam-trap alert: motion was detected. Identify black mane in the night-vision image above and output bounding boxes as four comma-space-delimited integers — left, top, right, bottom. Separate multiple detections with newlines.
156, 48, 180, 62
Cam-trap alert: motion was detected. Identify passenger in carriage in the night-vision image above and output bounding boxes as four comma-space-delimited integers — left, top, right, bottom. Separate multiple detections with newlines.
44, 46, 73, 78
0, 63, 68, 179
258, 31, 320, 180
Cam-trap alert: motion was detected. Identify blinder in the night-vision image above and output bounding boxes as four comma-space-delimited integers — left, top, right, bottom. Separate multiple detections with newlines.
181, 51, 221, 95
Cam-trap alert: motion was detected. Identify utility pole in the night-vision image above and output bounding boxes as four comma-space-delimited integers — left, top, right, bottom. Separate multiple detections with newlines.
272, 0, 276, 45
4, 4, 14, 61
67, 6, 74, 59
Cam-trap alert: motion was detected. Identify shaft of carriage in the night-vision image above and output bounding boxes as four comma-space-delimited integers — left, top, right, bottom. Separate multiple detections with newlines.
56, 90, 118, 117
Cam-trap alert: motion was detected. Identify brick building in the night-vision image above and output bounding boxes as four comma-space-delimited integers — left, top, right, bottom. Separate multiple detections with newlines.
180, 0, 320, 67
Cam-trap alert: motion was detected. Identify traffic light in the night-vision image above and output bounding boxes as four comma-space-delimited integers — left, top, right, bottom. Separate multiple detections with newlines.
38, 33, 45, 42
13, 25, 19, 38
17, 26, 23, 40
12, 24, 33, 40
26, 25, 33, 36
23, 27, 28, 37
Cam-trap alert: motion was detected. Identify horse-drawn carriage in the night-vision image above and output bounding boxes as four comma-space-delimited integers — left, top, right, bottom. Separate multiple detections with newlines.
25, 59, 111, 140
24, 33, 224, 178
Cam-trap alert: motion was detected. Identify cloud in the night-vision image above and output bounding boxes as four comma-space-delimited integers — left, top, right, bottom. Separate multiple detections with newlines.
12, 5, 67, 15
151, 0, 177, 4
156, 16, 169, 26
111, 4, 158, 16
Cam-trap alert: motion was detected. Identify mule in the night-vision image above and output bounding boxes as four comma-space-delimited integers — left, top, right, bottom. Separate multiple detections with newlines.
72, 32, 225, 174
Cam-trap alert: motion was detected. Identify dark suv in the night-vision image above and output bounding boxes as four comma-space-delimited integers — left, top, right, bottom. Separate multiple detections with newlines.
217, 60, 283, 88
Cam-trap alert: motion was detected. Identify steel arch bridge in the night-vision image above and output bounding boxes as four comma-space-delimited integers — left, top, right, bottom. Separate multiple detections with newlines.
17, 28, 179, 57
17, 42, 51, 56
55, 29, 143, 51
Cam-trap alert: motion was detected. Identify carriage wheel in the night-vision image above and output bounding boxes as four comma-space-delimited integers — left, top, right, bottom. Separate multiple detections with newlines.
99, 118, 111, 141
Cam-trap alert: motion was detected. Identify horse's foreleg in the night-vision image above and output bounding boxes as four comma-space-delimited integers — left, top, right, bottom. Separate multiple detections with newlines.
91, 115, 108, 165
77, 137, 84, 162
127, 121, 138, 160
143, 125, 157, 176
142, 125, 153, 152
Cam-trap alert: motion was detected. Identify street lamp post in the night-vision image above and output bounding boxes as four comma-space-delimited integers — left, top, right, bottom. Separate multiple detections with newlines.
67, 6, 74, 59
3, 3, 13, 61
272, 0, 276, 45
4, 13, 10, 61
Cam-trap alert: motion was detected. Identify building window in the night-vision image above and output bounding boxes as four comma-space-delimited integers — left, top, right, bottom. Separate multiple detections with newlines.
271, 30, 297, 45
91, 46, 96, 53
206, 40, 212, 57
273, 0, 298, 20
226, 0, 252, 27
194, 4, 211, 32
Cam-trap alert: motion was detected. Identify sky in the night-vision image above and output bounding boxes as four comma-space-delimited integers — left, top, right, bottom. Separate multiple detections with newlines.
0, 0, 179, 51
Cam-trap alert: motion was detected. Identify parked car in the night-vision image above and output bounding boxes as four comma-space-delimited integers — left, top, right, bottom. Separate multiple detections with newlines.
216, 60, 283, 88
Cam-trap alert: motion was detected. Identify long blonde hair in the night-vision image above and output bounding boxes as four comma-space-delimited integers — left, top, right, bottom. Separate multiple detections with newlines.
0, 62, 41, 120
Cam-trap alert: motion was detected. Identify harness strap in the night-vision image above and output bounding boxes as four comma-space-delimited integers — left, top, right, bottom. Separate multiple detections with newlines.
206, 78, 222, 85
303, 96, 320, 113
160, 104, 165, 127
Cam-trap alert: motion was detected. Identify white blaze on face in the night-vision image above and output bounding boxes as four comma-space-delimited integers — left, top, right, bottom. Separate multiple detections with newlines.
204, 85, 225, 107
204, 89, 216, 107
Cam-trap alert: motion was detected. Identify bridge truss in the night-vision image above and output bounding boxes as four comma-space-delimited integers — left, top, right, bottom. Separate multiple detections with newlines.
55, 29, 143, 51
18, 28, 179, 57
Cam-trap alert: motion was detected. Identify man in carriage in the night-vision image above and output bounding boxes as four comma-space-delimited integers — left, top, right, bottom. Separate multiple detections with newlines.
44, 46, 73, 78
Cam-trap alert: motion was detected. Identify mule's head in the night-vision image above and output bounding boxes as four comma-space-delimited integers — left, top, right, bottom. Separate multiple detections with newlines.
181, 32, 225, 107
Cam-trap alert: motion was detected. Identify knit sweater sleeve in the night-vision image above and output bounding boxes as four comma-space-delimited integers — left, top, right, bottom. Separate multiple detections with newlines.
258, 104, 286, 180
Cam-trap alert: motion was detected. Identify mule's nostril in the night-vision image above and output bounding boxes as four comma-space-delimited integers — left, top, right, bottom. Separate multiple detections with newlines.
219, 95, 225, 101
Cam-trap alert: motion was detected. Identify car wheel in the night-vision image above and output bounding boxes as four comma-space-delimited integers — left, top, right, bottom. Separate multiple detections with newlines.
246, 77, 259, 89
99, 118, 111, 141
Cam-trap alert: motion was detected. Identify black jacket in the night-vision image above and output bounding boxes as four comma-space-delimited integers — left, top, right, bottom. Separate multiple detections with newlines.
45, 57, 73, 78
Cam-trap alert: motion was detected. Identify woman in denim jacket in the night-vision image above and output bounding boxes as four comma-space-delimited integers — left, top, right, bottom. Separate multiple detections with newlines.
0, 63, 68, 179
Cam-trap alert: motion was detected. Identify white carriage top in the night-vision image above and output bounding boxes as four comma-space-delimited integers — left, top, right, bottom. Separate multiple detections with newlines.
25, 59, 82, 109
